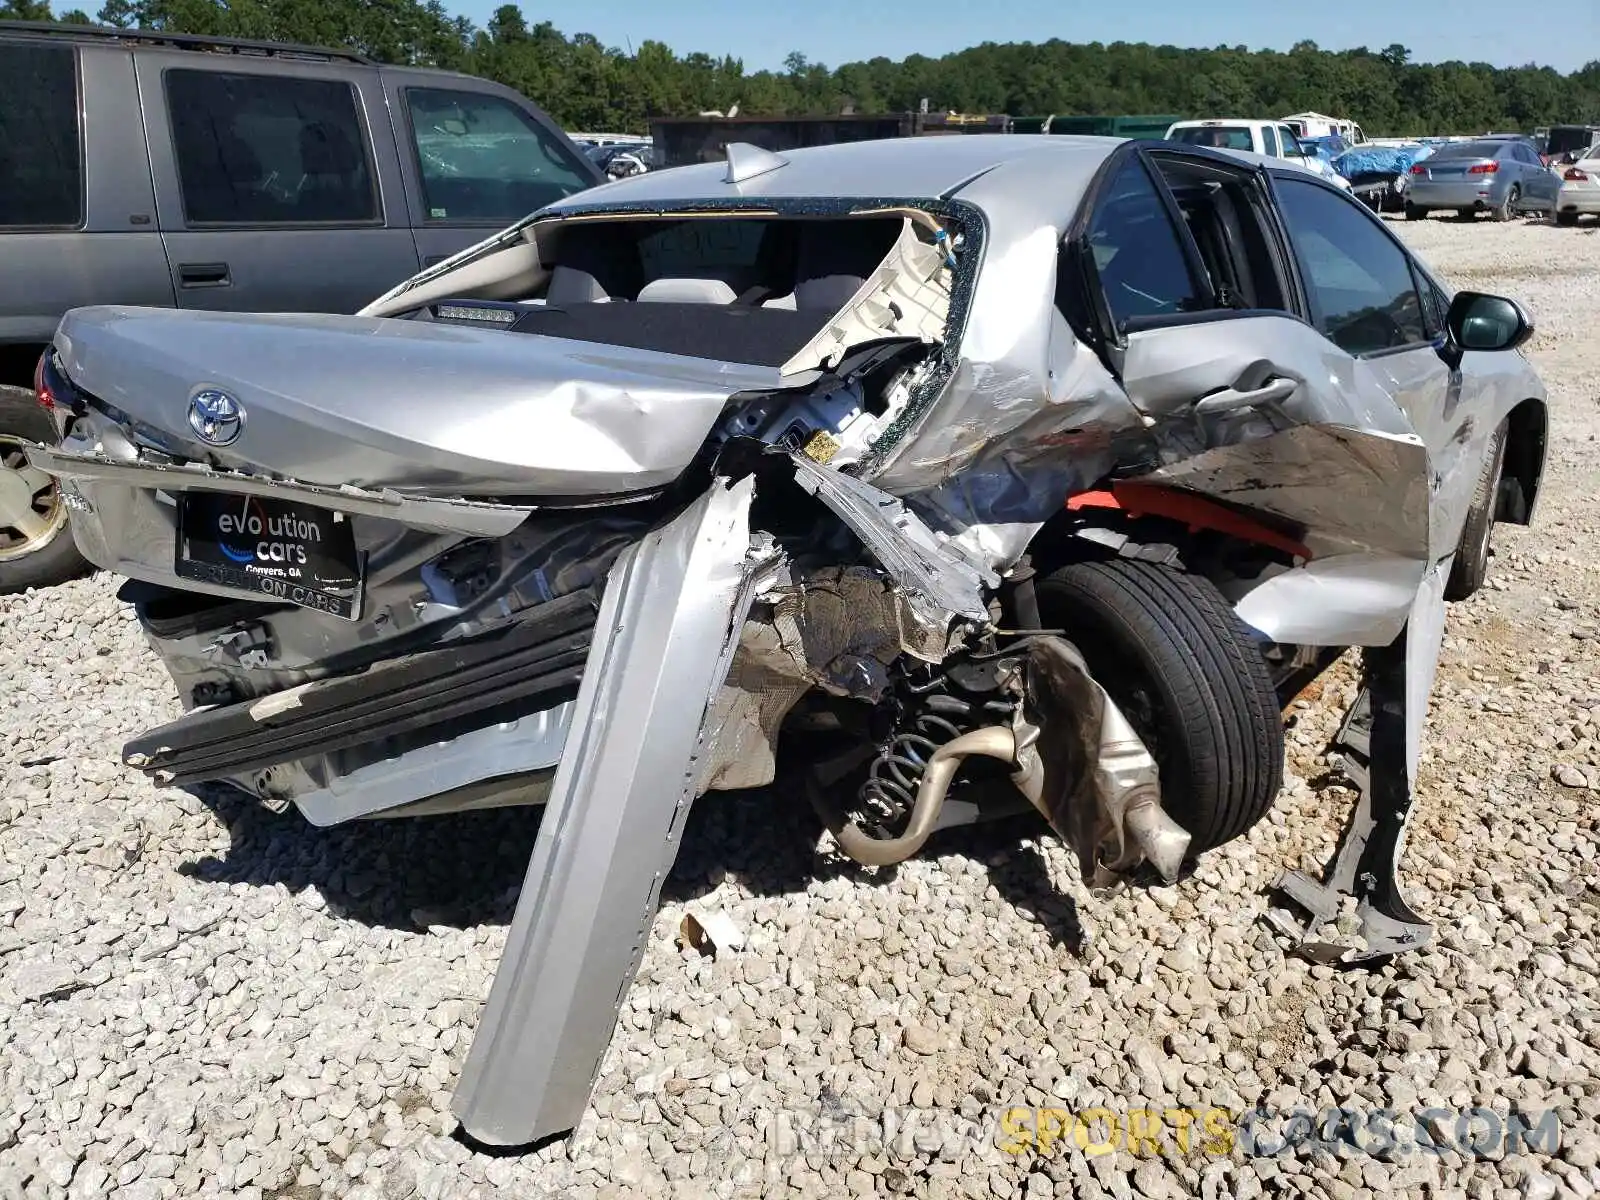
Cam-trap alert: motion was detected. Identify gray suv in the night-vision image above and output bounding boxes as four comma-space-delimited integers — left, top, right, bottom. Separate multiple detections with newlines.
0, 20, 603, 591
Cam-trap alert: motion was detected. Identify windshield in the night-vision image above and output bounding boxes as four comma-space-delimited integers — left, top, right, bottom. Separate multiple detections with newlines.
1170, 125, 1255, 151
1433, 141, 1506, 160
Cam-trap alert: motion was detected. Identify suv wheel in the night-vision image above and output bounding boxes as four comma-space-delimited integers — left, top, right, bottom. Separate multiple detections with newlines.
0, 385, 89, 593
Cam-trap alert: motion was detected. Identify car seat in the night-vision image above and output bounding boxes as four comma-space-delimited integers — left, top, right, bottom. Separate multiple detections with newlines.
764, 218, 901, 312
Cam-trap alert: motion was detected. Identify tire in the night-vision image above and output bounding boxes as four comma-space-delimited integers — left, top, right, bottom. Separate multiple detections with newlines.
1556, 210, 1579, 227
1404, 203, 1428, 220
1494, 184, 1521, 222
1034, 560, 1285, 856
0, 384, 89, 593
1445, 421, 1508, 601
1456, 208, 1477, 220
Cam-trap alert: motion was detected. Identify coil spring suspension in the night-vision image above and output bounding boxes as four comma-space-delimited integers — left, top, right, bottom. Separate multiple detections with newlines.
855, 681, 1011, 839
857, 711, 966, 836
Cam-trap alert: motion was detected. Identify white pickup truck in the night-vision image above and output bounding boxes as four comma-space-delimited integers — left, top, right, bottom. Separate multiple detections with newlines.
1165, 119, 1352, 189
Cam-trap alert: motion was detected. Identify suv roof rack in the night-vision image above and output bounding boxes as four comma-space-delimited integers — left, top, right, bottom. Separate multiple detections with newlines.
0, 19, 372, 64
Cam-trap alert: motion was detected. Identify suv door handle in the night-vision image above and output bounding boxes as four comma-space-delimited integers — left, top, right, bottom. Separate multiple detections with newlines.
178, 262, 231, 287
1193, 376, 1298, 416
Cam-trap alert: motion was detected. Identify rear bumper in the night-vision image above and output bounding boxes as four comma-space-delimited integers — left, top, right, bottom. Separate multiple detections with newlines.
1405, 179, 1500, 208
124, 588, 595, 784
30, 442, 532, 544
122, 587, 597, 821
1556, 185, 1600, 213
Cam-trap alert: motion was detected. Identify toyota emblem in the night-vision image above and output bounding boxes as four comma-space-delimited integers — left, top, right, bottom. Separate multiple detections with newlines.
187, 389, 245, 446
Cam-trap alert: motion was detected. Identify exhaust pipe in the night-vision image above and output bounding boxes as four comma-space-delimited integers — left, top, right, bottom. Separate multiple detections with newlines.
811, 637, 1191, 881
812, 726, 1019, 867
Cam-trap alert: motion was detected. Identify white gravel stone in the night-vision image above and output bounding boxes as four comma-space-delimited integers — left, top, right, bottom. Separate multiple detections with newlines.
2, 216, 1597, 1198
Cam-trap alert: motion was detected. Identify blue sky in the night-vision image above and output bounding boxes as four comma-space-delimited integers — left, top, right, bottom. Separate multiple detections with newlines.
455, 0, 1595, 74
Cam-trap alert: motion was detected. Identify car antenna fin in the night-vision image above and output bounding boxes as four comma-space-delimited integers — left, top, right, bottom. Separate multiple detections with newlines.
724, 142, 788, 185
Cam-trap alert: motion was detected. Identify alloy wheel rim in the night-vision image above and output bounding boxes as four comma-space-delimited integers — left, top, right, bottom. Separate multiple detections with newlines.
0, 435, 67, 562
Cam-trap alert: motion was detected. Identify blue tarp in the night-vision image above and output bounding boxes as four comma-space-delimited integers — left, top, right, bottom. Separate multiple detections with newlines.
1334, 143, 1436, 178
1302, 135, 1350, 164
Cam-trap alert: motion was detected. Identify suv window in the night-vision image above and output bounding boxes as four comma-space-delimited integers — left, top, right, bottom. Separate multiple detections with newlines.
1169, 125, 1255, 151
1275, 177, 1426, 355
1083, 155, 1205, 330
0, 43, 83, 228
166, 70, 377, 226
1278, 128, 1306, 159
405, 87, 594, 223
1262, 125, 1279, 157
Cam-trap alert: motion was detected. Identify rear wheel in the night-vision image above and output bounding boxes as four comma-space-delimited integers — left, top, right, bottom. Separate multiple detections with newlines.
0, 385, 88, 594
1034, 560, 1284, 856
1494, 184, 1522, 222
1557, 210, 1580, 226
1404, 203, 1429, 220
1456, 207, 1477, 220
1445, 421, 1508, 601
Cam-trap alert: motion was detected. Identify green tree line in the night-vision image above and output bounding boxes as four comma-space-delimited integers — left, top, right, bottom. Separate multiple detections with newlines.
5, 0, 1599, 135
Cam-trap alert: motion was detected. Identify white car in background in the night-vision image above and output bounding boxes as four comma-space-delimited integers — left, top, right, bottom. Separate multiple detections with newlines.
1167, 119, 1352, 189
1554, 145, 1600, 225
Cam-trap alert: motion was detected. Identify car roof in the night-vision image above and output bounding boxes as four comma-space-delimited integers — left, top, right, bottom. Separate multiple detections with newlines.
0, 18, 370, 63
545, 135, 1335, 231
550, 134, 1128, 210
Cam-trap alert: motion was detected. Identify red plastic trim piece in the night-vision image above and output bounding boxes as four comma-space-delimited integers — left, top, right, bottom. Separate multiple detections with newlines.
1066, 481, 1312, 561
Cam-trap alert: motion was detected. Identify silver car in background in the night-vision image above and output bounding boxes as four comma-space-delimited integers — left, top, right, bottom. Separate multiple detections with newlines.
1405, 137, 1560, 220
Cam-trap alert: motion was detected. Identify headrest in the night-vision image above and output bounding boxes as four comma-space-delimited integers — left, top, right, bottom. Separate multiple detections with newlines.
635, 277, 738, 304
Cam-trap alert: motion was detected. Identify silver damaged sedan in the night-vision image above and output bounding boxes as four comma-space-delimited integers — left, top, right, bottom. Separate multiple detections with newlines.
29, 135, 1550, 1147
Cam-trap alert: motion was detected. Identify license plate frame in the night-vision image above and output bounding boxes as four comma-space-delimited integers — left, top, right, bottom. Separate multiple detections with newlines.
174, 492, 365, 620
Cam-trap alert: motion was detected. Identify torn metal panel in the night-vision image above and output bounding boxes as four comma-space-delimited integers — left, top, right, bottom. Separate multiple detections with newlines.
1143, 424, 1431, 560
779, 219, 951, 377
29, 444, 534, 538
898, 324, 1149, 568
1012, 637, 1190, 885
1143, 422, 1434, 647
293, 704, 574, 826
451, 475, 777, 1147
1267, 561, 1449, 963
1232, 552, 1427, 648
787, 452, 997, 623
695, 564, 952, 793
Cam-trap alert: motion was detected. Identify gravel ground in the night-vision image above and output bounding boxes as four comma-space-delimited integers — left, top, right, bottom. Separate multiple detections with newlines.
3, 214, 1599, 1200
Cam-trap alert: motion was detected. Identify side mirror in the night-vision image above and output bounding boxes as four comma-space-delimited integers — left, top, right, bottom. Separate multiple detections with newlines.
1445, 290, 1533, 353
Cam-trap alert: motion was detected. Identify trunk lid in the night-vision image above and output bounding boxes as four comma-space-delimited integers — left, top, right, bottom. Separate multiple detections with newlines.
54, 306, 795, 498
1422, 157, 1488, 180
